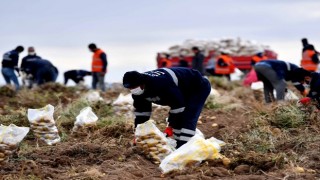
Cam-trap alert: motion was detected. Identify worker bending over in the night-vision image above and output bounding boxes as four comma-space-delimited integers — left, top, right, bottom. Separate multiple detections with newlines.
24, 59, 58, 85
122, 67, 211, 148
254, 60, 309, 103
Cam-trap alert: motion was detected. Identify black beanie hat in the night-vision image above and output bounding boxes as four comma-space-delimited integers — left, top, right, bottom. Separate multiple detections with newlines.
15, 46, 24, 52
123, 71, 144, 88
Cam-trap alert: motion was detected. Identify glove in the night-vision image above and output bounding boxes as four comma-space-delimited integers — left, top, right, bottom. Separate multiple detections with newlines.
164, 126, 173, 137
301, 90, 308, 96
299, 97, 311, 105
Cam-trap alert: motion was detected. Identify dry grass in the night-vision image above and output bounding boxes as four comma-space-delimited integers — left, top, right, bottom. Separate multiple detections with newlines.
221, 100, 320, 173
208, 76, 241, 91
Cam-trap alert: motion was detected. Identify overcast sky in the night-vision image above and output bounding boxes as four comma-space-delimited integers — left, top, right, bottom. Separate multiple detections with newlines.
1, 0, 319, 84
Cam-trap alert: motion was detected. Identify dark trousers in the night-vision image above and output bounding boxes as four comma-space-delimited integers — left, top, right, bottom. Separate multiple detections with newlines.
173, 78, 211, 148
92, 72, 106, 91
254, 65, 286, 103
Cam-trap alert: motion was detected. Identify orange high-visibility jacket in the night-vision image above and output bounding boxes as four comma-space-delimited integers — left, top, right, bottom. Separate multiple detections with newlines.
92, 49, 105, 72
215, 55, 235, 74
301, 50, 317, 71
160, 58, 172, 68
252, 55, 268, 64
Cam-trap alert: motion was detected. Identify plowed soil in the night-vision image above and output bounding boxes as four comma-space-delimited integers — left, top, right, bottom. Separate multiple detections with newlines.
0, 82, 319, 180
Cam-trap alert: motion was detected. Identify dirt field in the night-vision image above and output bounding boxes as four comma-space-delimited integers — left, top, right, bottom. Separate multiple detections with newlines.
0, 80, 319, 180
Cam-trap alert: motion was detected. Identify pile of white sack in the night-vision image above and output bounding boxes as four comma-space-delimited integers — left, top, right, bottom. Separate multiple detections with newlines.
160, 38, 274, 57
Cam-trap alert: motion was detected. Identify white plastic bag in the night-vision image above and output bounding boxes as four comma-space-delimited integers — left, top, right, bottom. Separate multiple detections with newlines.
160, 134, 224, 174
113, 93, 135, 119
210, 88, 220, 98
135, 120, 174, 164
230, 68, 244, 81
195, 128, 205, 139
84, 91, 103, 102
0, 124, 30, 145
73, 107, 98, 132
112, 93, 133, 106
285, 90, 299, 100
27, 104, 61, 145
251, 81, 264, 90
0, 124, 30, 163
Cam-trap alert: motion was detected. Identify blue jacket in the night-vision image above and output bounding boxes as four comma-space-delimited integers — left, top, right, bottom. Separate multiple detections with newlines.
25, 59, 56, 76
20, 54, 42, 73
132, 67, 207, 127
2, 50, 20, 68
256, 60, 305, 92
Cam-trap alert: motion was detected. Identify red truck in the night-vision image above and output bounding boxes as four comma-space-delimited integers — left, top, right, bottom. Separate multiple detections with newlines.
157, 49, 277, 72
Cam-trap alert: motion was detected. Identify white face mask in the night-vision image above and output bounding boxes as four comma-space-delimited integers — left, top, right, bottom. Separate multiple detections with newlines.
130, 86, 144, 95
29, 52, 35, 56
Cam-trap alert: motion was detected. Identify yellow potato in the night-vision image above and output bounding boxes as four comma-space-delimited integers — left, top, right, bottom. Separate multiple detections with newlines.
212, 123, 218, 127
158, 148, 169, 154
4, 150, 12, 155
0, 153, 5, 158
156, 144, 163, 148
37, 119, 51, 123
148, 132, 156, 136
294, 167, 305, 173
149, 152, 157, 157
139, 136, 150, 140
149, 147, 158, 152
154, 136, 162, 140
147, 143, 158, 148
222, 157, 231, 166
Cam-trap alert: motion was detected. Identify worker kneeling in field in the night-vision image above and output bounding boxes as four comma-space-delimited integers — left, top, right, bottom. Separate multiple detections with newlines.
254, 60, 310, 103
122, 67, 211, 148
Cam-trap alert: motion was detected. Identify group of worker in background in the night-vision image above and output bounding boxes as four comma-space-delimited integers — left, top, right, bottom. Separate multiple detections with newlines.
252, 38, 319, 106
160, 47, 236, 80
1, 43, 107, 91
122, 38, 320, 148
